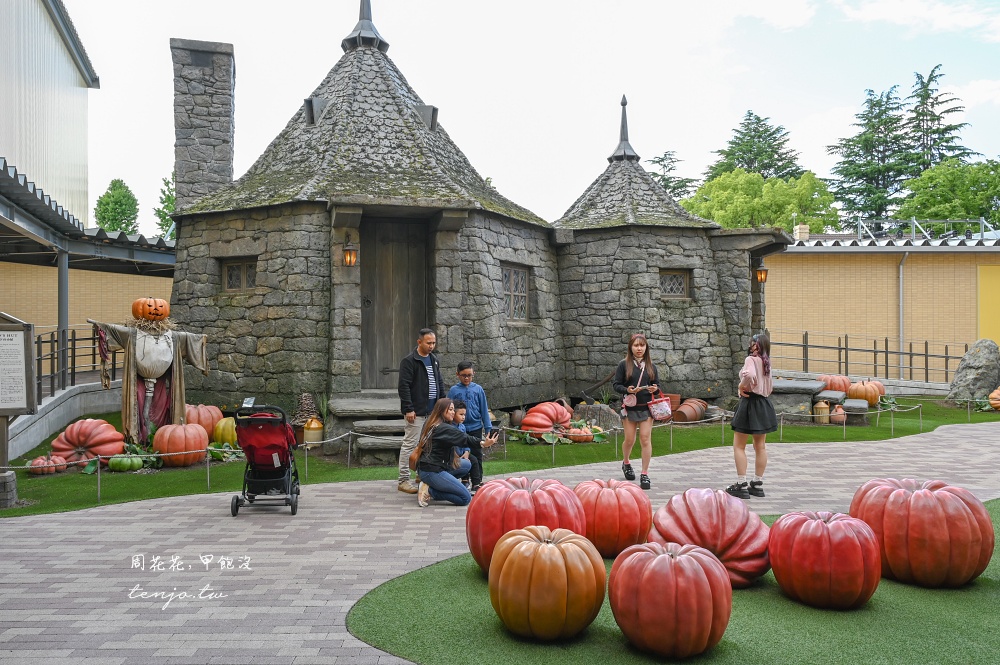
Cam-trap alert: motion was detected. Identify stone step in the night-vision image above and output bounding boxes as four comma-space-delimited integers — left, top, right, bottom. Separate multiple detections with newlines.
329, 398, 399, 418
354, 435, 405, 450
353, 419, 407, 435
813, 390, 847, 405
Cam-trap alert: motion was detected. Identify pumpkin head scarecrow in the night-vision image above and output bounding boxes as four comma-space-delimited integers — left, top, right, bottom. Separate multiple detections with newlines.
88, 298, 209, 446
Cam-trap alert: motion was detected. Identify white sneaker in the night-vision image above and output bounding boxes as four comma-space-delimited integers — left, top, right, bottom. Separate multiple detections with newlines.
417, 482, 430, 508
398, 479, 419, 494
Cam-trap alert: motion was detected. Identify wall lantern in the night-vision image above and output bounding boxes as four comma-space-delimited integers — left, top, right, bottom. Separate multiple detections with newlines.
343, 232, 358, 267
752, 258, 768, 284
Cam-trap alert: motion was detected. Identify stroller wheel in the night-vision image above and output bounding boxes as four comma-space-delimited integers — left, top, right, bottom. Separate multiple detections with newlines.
290, 494, 299, 516
293, 483, 301, 495
231, 495, 240, 517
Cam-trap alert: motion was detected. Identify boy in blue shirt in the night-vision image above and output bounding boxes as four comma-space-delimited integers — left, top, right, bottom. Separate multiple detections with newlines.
447, 361, 493, 492
450, 399, 472, 488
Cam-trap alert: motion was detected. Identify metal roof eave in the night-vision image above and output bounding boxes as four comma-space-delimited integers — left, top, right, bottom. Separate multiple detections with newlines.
41, 0, 100, 88
784, 241, 1000, 253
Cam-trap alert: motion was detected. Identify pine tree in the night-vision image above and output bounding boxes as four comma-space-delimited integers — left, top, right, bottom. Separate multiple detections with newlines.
94, 179, 139, 234
827, 88, 912, 220
647, 151, 699, 200
704, 110, 804, 181
905, 64, 975, 173
153, 173, 176, 239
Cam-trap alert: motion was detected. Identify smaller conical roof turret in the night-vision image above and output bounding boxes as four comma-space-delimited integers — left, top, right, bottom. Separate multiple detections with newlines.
342, 0, 389, 53
608, 95, 639, 162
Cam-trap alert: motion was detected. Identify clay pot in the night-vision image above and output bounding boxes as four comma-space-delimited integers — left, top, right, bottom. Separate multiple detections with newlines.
509, 409, 525, 428
673, 403, 699, 423
664, 394, 681, 410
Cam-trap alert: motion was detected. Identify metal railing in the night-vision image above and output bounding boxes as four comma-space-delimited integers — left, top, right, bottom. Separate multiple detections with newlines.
771, 331, 969, 383
33, 327, 123, 403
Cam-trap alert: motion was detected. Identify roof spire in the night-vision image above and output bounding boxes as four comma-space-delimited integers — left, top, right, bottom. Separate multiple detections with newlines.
341, 0, 389, 53
608, 95, 639, 163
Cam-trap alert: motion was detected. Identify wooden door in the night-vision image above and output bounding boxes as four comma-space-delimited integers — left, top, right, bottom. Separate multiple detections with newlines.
360, 220, 429, 389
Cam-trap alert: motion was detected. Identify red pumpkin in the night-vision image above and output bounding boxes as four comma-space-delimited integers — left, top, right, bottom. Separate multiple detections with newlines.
525, 401, 572, 428
609, 541, 732, 658
152, 423, 208, 467
51, 419, 125, 466
131, 296, 170, 321
519, 411, 555, 437
769, 511, 881, 609
648, 487, 770, 588
573, 479, 652, 558
818, 374, 851, 392
185, 403, 223, 440
848, 381, 880, 407
466, 477, 586, 574
489, 526, 605, 640
849, 478, 994, 587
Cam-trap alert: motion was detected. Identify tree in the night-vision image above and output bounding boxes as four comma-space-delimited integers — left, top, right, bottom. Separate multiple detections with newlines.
895, 158, 1000, 224
827, 88, 911, 220
680, 168, 838, 232
153, 173, 176, 239
647, 151, 699, 200
906, 64, 975, 173
94, 179, 139, 234
704, 110, 804, 181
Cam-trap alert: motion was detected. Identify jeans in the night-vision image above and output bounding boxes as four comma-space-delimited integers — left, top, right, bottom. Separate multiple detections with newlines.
421, 458, 472, 506
465, 428, 484, 485
398, 415, 425, 483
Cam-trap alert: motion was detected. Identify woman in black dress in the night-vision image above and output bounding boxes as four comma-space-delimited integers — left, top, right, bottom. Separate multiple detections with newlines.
613, 333, 659, 490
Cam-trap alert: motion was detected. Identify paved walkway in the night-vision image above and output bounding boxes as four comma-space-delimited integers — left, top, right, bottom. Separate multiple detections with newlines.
0, 421, 998, 665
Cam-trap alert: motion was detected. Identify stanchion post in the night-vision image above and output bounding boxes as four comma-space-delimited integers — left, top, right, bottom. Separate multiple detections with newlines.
669, 420, 673, 452
614, 429, 619, 459
304, 444, 309, 481
842, 412, 847, 440
347, 431, 352, 469
96, 454, 101, 504
720, 415, 725, 446
890, 408, 894, 437
968, 398, 971, 423
551, 438, 556, 467
779, 414, 784, 441
919, 404, 923, 432
206, 447, 211, 491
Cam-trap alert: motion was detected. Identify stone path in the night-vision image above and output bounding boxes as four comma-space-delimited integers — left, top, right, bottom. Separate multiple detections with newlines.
0, 421, 997, 664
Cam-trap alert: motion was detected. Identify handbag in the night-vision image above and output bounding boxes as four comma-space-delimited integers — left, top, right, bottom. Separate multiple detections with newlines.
621, 362, 644, 408
648, 392, 673, 421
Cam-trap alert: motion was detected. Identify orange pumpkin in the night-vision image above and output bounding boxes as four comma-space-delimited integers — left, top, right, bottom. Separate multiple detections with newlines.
27, 454, 66, 475
818, 374, 851, 392
988, 387, 1000, 411
519, 411, 555, 438
565, 426, 593, 443
525, 401, 572, 428
848, 381, 880, 407
867, 379, 886, 396
152, 423, 207, 467
51, 419, 125, 466
131, 296, 170, 321
185, 404, 223, 440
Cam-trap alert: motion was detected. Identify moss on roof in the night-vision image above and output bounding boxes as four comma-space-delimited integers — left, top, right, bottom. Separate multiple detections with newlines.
554, 159, 717, 230
185, 47, 546, 227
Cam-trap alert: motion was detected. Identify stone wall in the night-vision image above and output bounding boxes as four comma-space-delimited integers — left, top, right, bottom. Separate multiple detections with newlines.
170, 38, 235, 213
173, 203, 331, 413
443, 211, 565, 408
558, 227, 760, 400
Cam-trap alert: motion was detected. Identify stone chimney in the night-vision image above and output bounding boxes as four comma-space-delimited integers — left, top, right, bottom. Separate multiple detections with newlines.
170, 38, 235, 213
792, 224, 810, 241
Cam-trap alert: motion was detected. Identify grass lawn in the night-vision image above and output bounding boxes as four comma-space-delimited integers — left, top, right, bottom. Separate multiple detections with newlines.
346, 499, 1000, 665
3, 399, 999, 518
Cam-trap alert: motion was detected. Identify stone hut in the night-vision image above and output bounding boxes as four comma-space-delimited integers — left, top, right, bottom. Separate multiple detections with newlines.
169, 1, 789, 439
553, 98, 789, 397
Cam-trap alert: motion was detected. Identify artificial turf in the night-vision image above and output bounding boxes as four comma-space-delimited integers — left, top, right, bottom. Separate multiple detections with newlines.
346, 500, 1000, 665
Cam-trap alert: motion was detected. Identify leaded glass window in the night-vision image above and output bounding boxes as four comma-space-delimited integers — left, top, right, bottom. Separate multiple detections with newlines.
223, 260, 257, 292
502, 265, 528, 320
660, 270, 690, 299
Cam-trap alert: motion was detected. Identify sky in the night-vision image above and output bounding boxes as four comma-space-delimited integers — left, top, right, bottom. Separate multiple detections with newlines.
61, 0, 1000, 235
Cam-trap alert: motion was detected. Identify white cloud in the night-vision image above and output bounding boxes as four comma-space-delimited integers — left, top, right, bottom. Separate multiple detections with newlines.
736, 0, 819, 30
832, 0, 1000, 41
951, 79, 1000, 107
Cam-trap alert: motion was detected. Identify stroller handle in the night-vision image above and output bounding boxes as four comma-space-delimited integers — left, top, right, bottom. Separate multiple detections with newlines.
235, 404, 288, 425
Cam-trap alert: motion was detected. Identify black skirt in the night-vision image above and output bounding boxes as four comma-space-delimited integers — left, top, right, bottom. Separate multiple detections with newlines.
730, 393, 777, 435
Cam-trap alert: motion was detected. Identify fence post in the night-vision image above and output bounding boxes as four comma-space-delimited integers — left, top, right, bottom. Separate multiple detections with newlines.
909, 342, 914, 380
924, 340, 929, 382
884, 337, 890, 380
802, 331, 809, 372
48, 331, 56, 398
844, 334, 850, 376
873, 339, 878, 378
944, 345, 949, 383
70, 329, 77, 386
838, 337, 843, 374
36, 335, 43, 405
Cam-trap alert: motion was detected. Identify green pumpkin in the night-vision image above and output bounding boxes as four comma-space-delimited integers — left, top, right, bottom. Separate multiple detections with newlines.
108, 454, 129, 472
128, 455, 144, 471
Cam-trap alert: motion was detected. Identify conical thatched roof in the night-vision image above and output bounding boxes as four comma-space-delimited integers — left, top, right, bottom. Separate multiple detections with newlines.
554, 97, 717, 230
186, 4, 545, 226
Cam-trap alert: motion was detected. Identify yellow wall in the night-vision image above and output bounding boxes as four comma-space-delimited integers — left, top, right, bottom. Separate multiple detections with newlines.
0, 263, 173, 332
766, 251, 999, 381
979, 265, 1000, 344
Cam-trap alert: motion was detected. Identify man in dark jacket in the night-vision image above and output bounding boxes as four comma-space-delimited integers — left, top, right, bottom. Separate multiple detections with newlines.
397, 328, 446, 493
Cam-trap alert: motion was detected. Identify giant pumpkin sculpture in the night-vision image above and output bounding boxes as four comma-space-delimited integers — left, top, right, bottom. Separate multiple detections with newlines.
489, 526, 605, 640
848, 381, 881, 407
609, 542, 732, 658
185, 403, 223, 440
573, 478, 652, 558
769, 511, 881, 609
51, 419, 125, 466
648, 487, 770, 587
988, 386, 1000, 410
152, 423, 208, 467
519, 401, 573, 437
466, 477, 586, 574
818, 374, 851, 392
849, 478, 994, 587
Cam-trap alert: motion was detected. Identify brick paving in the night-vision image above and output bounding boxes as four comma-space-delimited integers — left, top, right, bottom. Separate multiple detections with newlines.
0, 420, 997, 665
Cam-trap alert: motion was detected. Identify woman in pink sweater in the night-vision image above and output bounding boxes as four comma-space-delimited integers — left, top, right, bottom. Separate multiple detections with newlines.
726, 333, 777, 500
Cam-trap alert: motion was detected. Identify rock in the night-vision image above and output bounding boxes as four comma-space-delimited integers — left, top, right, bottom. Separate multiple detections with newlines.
946, 339, 1000, 403
572, 403, 623, 431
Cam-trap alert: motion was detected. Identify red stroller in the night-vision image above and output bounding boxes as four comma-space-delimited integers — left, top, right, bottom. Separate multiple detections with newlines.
230, 405, 300, 516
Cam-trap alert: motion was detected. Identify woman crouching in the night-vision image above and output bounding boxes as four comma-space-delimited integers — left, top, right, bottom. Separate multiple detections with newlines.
415, 398, 499, 507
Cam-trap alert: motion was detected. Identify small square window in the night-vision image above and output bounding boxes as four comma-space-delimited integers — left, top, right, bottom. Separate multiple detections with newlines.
660, 270, 690, 299
223, 260, 257, 292
502, 265, 529, 321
